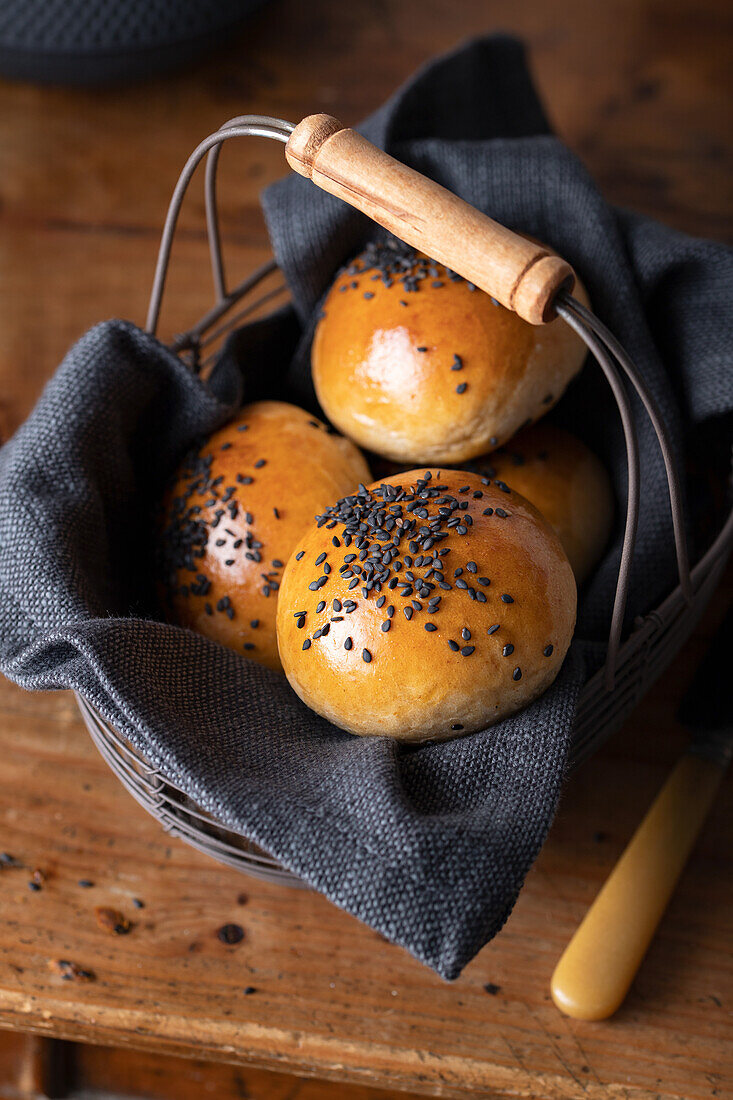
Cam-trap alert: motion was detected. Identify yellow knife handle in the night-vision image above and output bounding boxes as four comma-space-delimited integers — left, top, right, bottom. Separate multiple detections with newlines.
551, 752, 724, 1020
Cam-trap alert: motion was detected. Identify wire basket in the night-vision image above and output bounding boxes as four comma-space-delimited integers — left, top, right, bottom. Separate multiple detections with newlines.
76, 115, 733, 888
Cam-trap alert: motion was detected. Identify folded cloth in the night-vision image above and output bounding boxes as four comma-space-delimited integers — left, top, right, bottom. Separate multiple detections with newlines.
1, 35, 731, 979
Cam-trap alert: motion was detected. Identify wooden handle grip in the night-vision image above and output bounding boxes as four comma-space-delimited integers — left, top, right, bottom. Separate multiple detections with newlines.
551, 753, 724, 1021
285, 114, 575, 325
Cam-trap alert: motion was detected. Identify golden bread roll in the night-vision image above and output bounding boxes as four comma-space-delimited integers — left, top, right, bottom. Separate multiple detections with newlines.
277, 469, 576, 740
469, 422, 613, 585
311, 240, 589, 464
160, 401, 371, 672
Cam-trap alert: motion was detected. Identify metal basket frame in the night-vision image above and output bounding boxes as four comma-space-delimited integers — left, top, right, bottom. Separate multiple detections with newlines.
76, 116, 733, 888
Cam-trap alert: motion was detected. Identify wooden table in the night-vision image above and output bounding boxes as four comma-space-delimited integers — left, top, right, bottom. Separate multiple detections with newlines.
0, 1, 731, 1097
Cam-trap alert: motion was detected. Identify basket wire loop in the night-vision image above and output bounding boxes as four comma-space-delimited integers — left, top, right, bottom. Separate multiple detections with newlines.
145, 116, 294, 337
203, 115, 295, 303
145, 115, 699, 691
556, 293, 693, 605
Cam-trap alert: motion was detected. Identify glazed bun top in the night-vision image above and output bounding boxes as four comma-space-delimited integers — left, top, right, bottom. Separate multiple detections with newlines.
469, 422, 614, 586
159, 401, 371, 673
311, 240, 590, 465
276, 468, 576, 741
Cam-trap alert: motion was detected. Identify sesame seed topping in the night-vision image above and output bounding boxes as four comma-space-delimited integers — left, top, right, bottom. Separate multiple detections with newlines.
448, 640, 459, 651
302, 639, 311, 650
501, 594, 514, 604
344, 637, 353, 650
424, 623, 437, 632
461, 646, 475, 657
362, 649, 372, 663
487, 624, 500, 635
513, 667, 522, 681
544, 644, 554, 657
456, 383, 467, 394
502, 643, 514, 657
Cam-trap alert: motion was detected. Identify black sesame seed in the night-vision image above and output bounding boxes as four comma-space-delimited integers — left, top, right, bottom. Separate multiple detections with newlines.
381, 620, 391, 632
501, 594, 514, 604
416, 346, 428, 352
513, 667, 522, 681
502, 643, 514, 657
363, 291, 374, 300
483, 508, 494, 516
302, 639, 311, 650
456, 383, 468, 394
295, 550, 305, 561
424, 623, 437, 632
544, 644, 554, 657
243, 643, 255, 651
404, 607, 413, 620
254, 459, 266, 468
316, 600, 326, 613
495, 508, 509, 518
451, 723, 464, 730
315, 552, 327, 566
362, 649, 372, 663
479, 577, 490, 586
461, 646, 475, 657
451, 354, 463, 371
344, 637, 353, 650
461, 628, 471, 640
448, 640, 459, 651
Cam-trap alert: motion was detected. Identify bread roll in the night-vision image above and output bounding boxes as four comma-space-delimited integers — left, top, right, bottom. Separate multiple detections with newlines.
160, 401, 371, 672
469, 422, 613, 585
311, 240, 589, 464
277, 469, 576, 740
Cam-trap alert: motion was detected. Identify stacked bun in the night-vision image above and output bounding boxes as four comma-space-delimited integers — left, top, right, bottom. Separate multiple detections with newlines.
276, 469, 576, 740
311, 240, 590, 464
159, 401, 370, 673
468, 422, 613, 585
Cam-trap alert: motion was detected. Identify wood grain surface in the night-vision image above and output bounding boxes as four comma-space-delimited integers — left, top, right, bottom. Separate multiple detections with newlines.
0, 0, 731, 1097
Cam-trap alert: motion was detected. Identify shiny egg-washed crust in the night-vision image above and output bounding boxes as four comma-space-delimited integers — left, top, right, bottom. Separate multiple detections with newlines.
469, 422, 614, 586
277, 469, 576, 741
311, 242, 590, 465
160, 401, 371, 673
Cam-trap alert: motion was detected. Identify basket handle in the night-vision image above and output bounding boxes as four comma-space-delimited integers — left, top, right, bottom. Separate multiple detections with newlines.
285, 114, 575, 325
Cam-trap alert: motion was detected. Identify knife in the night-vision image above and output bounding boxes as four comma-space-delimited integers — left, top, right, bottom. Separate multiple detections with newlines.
551, 606, 733, 1020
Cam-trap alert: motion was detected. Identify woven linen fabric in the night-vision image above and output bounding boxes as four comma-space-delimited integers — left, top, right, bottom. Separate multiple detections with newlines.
1, 36, 731, 980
